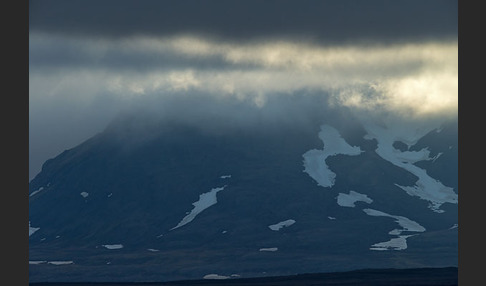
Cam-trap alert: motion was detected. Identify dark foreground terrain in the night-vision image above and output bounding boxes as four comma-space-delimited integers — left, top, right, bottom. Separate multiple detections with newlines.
30, 267, 458, 286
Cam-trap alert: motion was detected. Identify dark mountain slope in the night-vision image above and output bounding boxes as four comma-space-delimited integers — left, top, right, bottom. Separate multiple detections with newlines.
29, 114, 457, 282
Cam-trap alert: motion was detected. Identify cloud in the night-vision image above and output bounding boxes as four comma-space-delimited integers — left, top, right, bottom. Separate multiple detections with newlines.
30, 33, 458, 117
29, 31, 457, 180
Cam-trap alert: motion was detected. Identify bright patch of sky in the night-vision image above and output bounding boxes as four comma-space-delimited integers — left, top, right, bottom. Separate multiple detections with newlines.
336, 191, 373, 208
303, 125, 362, 188
259, 247, 278, 252
171, 186, 227, 230
147, 248, 159, 252
363, 208, 425, 251
102, 244, 123, 249
268, 219, 296, 231
29, 221, 40, 237
220, 175, 231, 179
362, 120, 458, 212
328, 216, 336, 220
80, 192, 89, 198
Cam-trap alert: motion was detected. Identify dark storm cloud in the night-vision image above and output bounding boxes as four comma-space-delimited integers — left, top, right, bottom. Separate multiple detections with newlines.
29, 0, 457, 44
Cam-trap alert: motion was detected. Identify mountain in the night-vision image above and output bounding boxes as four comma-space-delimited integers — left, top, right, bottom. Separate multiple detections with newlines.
28, 112, 458, 283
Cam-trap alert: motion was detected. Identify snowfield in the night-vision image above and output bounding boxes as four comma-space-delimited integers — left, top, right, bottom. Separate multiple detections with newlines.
259, 247, 278, 252
363, 208, 425, 250
369, 235, 415, 251
203, 274, 230, 279
336, 191, 373, 207
48, 261, 74, 265
102, 244, 124, 249
29, 221, 40, 237
268, 219, 296, 231
362, 120, 457, 212
363, 208, 425, 233
303, 125, 362, 188
171, 185, 227, 230
29, 261, 47, 265
30, 186, 44, 197
29, 260, 74, 265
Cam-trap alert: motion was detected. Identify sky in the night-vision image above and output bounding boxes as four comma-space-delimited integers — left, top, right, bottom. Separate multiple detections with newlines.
29, 0, 458, 180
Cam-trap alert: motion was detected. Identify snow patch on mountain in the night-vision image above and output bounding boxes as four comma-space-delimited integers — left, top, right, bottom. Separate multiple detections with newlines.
29, 260, 74, 265
80, 192, 89, 198
268, 219, 296, 231
220, 175, 231, 179
29, 261, 47, 265
364, 208, 425, 233
363, 208, 425, 251
362, 120, 457, 212
431, 152, 443, 163
303, 125, 363, 188
171, 186, 227, 230
30, 186, 44, 197
29, 221, 40, 237
369, 236, 415, 251
336, 191, 373, 207
259, 247, 278, 252
204, 274, 230, 279
102, 244, 123, 249
48, 261, 74, 265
